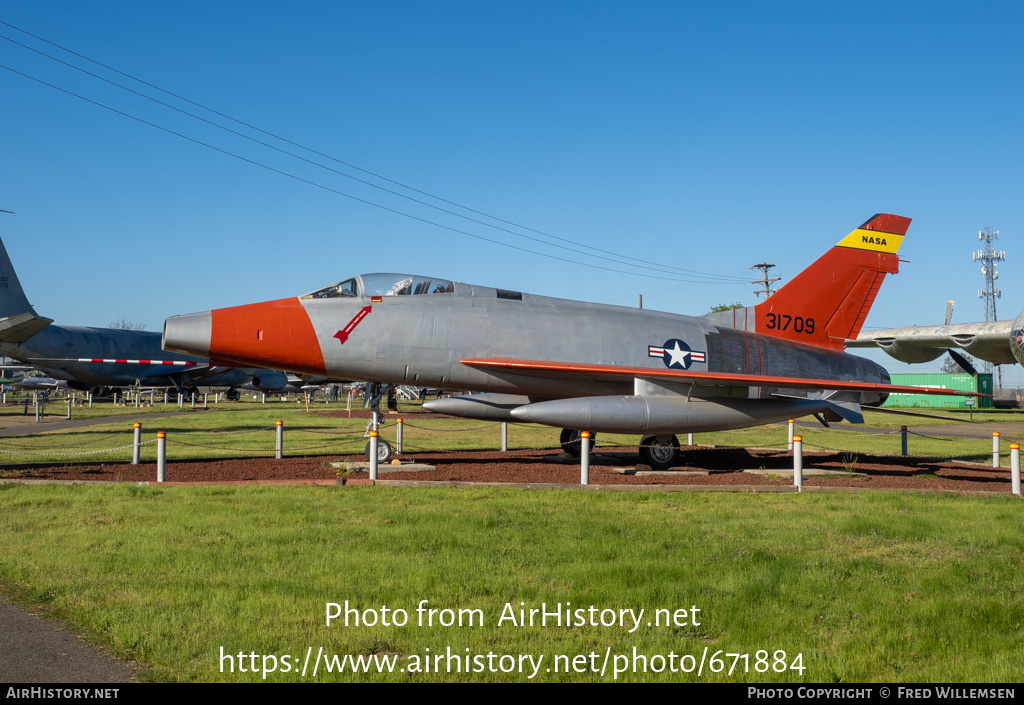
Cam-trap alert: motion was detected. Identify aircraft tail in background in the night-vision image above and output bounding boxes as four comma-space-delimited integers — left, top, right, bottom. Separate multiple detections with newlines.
0, 237, 53, 342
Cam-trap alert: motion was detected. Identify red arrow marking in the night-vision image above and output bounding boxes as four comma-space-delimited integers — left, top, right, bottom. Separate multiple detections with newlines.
334, 305, 372, 345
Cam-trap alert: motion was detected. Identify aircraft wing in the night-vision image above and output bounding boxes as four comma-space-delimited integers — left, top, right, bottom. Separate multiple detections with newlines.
846, 321, 1017, 366
460, 358, 980, 396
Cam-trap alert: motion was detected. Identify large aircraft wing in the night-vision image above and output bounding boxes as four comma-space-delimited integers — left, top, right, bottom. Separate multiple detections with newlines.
460, 357, 980, 396
847, 321, 1018, 366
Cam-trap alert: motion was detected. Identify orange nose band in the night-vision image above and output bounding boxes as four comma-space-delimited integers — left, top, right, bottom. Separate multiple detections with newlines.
210, 297, 326, 375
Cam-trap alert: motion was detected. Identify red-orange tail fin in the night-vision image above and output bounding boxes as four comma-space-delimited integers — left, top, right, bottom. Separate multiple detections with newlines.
753, 213, 911, 350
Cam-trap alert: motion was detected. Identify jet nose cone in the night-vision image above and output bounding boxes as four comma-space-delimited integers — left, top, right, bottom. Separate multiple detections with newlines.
163, 311, 212, 357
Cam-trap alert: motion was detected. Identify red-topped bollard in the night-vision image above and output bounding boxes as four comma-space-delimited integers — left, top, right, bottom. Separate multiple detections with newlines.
1011, 443, 1020, 496
157, 432, 166, 482
132, 422, 142, 465
580, 431, 591, 486
276, 420, 283, 460
793, 434, 803, 488
369, 429, 379, 481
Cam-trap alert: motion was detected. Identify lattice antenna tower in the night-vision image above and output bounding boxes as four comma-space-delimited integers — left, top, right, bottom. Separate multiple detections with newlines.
973, 227, 1005, 385
975, 228, 1004, 322
750, 262, 781, 299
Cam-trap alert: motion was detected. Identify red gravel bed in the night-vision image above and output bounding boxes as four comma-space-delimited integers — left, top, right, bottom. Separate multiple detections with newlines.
0, 447, 1017, 494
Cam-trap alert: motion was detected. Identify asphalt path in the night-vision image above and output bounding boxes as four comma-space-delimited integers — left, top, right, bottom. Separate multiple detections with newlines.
0, 595, 134, 683
0, 411, 197, 438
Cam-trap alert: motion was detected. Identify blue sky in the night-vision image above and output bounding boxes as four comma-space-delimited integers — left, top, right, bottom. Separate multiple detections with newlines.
1, 2, 1021, 377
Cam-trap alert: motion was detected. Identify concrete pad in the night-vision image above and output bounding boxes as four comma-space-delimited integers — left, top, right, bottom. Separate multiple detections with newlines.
332, 461, 436, 473
542, 453, 636, 466
609, 468, 709, 476
743, 468, 867, 478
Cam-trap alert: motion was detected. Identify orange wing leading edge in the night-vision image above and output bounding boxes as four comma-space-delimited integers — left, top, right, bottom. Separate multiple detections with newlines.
753, 213, 911, 351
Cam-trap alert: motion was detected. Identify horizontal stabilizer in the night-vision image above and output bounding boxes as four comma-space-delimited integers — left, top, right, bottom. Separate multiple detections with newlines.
0, 312, 53, 343
773, 392, 864, 424
824, 400, 864, 424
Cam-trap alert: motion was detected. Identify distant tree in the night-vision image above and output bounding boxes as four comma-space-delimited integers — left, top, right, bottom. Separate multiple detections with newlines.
940, 352, 976, 375
707, 302, 744, 314
108, 317, 147, 331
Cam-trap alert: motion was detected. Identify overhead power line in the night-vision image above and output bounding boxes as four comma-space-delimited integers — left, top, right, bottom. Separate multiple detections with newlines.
2, 62, 732, 284
0, 20, 746, 284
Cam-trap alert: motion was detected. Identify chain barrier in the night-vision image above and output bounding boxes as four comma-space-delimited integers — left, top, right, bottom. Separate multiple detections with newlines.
288, 428, 367, 437
0, 439, 157, 457
400, 421, 501, 433
0, 432, 125, 448
906, 430, 979, 442
171, 429, 267, 437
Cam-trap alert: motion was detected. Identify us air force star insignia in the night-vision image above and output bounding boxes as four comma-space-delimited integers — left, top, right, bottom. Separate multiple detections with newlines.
647, 339, 707, 370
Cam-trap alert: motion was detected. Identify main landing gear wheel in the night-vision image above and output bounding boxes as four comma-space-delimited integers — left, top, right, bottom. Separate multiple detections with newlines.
559, 428, 596, 457
639, 434, 680, 470
365, 438, 393, 463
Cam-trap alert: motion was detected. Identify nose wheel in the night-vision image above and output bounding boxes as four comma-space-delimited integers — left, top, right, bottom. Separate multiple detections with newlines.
639, 434, 680, 469
365, 438, 393, 463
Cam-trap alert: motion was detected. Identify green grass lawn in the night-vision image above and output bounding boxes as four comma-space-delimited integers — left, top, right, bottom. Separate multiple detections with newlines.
0, 484, 1020, 682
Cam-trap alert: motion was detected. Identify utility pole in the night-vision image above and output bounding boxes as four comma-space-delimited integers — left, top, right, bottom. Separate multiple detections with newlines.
750, 263, 781, 299
974, 228, 1005, 389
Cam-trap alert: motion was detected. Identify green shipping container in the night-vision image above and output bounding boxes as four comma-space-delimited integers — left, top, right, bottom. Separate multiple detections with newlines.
883, 373, 993, 408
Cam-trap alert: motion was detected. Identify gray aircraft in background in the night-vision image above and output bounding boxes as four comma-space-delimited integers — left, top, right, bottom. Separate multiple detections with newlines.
848, 316, 1024, 371
164, 213, 975, 468
0, 236, 289, 398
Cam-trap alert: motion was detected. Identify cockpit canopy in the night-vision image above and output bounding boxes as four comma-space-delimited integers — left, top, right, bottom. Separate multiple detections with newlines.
300, 274, 455, 300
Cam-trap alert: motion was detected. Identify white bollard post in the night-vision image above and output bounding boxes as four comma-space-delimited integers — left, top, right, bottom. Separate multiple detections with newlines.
993, 432, 1001, 468
793, 434, 803, 488
88, 392, 93, 408
369, 429, 379, 481
262, 393, 266, 404
34, 392, 39, 422
687, 432, 694, 446
203, 393, 208, 409
501, 422, 508, 452
1011, 443, 1020, 496
157, 432, 166, 482
132, 422, 142, 465
787, 420, 794, 450
580, 431, 591, 485
191, 392, 195, 409
66, 398, 71, 419
275, 420, 283, 460
396, 417, 404, 454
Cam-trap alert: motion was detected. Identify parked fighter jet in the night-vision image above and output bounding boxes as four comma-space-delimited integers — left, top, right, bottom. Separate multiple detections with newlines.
163, 213, 973, 468
0, 236, 289, 397
10, 370, 67, 391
